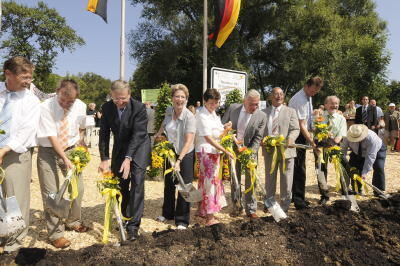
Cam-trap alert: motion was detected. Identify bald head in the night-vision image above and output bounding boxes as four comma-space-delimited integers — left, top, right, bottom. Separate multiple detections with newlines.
270, 87, 284, 107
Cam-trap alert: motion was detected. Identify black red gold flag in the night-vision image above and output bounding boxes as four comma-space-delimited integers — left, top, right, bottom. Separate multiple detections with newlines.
87, 0, 108, 23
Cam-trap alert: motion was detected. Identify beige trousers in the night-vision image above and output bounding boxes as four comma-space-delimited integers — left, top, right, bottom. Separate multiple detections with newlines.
37, 147, 84, 241
1, 150, 32, 252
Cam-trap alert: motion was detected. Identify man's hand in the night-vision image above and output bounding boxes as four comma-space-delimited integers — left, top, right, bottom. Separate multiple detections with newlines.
174, 160, 181, 172
63, 157, 74, 170
78, 139, 87, 147
224, 121, 232, 129
0, 147, 11, 165
119, 158, 131, 179
99, 159, 111, 173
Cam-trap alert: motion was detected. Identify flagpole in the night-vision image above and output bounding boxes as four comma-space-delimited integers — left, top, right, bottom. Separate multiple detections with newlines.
202, 0, 207, 93
120, 0, 126, 80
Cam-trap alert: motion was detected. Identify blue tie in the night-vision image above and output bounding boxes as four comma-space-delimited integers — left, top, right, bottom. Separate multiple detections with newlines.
307, 96, 313, 130
0, 91, 16, 147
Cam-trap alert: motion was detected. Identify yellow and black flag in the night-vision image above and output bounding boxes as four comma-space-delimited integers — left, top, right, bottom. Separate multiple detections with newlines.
87, 0, 108, 23
209, 0, 241, 48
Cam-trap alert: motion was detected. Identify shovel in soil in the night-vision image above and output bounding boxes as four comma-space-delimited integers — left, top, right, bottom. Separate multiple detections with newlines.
45, 169, 74, 219
229, 158, 241, 206
173, 170, 202, 203
0, 168, 26, 238
264, 197, 287, 222
363, 180, 391, 200
340, 173, 360, 212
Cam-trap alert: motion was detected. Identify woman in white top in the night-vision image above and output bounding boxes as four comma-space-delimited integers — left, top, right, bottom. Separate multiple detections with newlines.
155, 84, 196, 229
195, 88, 234, 226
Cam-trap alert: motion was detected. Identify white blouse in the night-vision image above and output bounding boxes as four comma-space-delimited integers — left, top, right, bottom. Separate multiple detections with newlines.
195, 107, 224, 154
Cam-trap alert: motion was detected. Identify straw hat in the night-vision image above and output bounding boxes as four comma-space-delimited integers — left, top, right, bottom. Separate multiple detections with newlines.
347, 124, 369, 142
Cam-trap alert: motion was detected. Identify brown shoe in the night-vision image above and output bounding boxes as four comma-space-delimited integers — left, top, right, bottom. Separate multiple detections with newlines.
247, 213, 259, 220
51, 237, 71, 249
66, 224, 90, 233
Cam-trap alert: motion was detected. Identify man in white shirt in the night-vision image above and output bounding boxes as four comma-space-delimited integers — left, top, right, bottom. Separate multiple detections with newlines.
288, 76, 323, 209
0, 56, 40, 253
37, 79, 88, 249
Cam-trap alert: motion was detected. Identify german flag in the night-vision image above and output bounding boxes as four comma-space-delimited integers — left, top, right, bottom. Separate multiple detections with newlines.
87, 0, 108, 23
209, 0, 241, 48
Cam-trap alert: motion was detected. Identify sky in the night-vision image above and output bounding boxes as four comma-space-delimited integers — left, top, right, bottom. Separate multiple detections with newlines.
4, 0, 400, 82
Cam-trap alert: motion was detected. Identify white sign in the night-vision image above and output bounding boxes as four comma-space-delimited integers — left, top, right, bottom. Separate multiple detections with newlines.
211, 67, 247, 105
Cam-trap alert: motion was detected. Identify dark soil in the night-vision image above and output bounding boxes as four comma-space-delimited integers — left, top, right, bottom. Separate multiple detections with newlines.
2, 194, 400, 265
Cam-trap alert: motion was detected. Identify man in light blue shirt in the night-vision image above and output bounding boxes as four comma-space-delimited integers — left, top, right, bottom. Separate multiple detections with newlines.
341, 124, 386, 195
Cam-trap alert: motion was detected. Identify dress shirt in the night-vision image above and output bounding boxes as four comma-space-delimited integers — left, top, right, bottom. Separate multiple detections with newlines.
0, 82, 40, 153
237, 106, 253, 141
341, 130, 382, 176
267, 105, 283, 136
195, 106, 224, 154
323, 111, 347, 139
37, 96, 87, 147
375, 106, 384, 118
163, 107, 196, 154
288, 88, 313, 130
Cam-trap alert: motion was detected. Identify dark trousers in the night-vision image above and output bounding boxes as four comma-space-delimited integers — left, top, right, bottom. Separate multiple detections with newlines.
349, 144, 386, 192
162, 150, 194, 226
292, 134, 307, 204
119, 162, 145, 231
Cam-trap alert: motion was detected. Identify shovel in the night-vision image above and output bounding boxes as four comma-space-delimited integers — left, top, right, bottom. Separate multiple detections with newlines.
113, 201, 126, 242
45, 169, 74, 219
363, 180, 391, 200
173, 170, 202, 203
340, 173, 360, 212
0, 168, 26, 238
264, 197, 287, 222
229, 158, 241, 205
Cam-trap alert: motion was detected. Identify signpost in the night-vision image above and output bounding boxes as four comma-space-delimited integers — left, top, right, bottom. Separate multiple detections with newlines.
210, 67, 247, 105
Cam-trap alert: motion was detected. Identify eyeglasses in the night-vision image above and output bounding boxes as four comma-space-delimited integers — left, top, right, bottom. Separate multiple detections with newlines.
17, 75, 34, 82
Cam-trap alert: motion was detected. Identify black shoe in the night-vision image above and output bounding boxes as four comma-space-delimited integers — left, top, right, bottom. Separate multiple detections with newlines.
127, 229, 139, 241
294, 201, 310, 210
318, 197, 329, 205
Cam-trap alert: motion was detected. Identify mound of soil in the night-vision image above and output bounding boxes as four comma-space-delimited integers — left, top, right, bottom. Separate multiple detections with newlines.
2, 194, 400, 265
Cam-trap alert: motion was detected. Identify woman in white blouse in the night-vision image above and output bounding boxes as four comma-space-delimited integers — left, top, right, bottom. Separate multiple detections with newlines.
195, 88, 234, 226
155, 84, 196, 229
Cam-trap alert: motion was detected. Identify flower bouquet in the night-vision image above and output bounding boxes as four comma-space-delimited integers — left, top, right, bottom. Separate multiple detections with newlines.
66, 146, 91, 200
219, 128, 236, 180
313, 115, 331, 144
147, 136, 176, 178
97, 171, 126, 243
237, 146, 259, 194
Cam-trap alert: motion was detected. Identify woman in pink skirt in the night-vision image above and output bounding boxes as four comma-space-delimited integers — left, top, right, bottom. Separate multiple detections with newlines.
195, 88, 234, 226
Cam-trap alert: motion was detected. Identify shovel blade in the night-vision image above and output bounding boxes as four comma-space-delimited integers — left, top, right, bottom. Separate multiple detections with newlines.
0, 196, 26, 238
45, 193, 71, 219
176, 184, 203, 203
342, 195, 360, 212
264, 197, 287, 222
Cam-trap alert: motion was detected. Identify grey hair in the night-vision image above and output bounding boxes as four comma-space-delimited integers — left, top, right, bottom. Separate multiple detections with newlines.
271, 87, 284, 94
245, 89, 260, 99
324, 95, 340, 104
111, 80, 130, 92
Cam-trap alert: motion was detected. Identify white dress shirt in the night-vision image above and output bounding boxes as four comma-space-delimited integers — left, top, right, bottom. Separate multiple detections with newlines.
267, 105, 283, 136
289, 89, 313, 130
195, 107, 224, 154
37, 96, 87, 147
237, 106, 253, 141
0, 82, 40, 153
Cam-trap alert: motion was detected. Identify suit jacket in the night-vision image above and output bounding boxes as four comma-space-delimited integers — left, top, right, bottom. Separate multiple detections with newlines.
99, 98, 151, 175
262, 105, 300, 158
355, 105, 378, 129
222, 103, 267, 152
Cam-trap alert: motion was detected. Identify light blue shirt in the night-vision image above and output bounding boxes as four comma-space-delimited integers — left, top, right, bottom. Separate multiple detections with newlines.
289, 89, 313, 130
341, 130, 383, 176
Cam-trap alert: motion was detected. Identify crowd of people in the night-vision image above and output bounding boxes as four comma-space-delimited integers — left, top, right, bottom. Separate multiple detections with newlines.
0, 56, 396, 254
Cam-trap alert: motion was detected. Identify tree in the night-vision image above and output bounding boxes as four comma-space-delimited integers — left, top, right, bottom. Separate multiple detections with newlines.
1, 1, 85, 91
128, 0, 390, 106
154, 82, 172, 131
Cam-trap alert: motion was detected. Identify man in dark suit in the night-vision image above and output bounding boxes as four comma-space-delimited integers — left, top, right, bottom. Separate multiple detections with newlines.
355, 96, 378, 131
98, 80, 151, 241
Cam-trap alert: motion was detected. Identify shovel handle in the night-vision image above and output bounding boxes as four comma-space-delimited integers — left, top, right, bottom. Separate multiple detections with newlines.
363, 180, 388, 198
113, 202, 126, 242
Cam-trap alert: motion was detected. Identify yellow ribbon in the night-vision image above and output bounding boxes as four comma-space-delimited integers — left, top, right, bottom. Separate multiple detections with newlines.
269, 145, 286, 174
352, 173, 369, 198
68, 172, 79, 201
244, 161, 257, 194
100, 187, 129, 244
331, 155, 343, 192
0, 167, 5, 184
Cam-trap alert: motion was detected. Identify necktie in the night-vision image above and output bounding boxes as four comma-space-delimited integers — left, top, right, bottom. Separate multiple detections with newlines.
272, 108, 280, 136
358, 141, 363, 156
0, 92, 16, 147
118, 108, 125, 120
327, 114, 334, 126
362, 106, 368, 123
237, 111, 248, 140
58, 110, 69, 150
